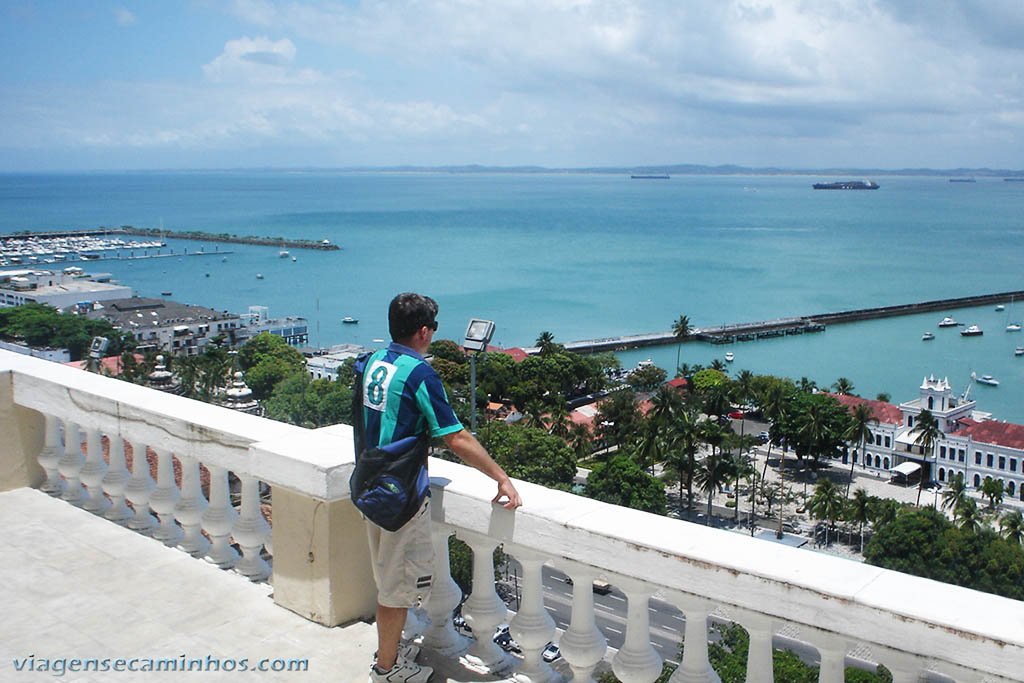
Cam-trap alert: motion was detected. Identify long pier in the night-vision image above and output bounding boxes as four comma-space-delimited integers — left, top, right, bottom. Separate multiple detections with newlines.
555, 290, 1024, 355
6, 227, 340, 251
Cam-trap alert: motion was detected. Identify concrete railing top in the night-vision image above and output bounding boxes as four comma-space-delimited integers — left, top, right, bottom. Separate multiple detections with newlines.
1, 349, 356, 500
428, 457, 1024, 678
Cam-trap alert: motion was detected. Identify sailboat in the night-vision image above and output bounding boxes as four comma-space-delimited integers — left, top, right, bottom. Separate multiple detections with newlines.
1005, 296, 1021, 331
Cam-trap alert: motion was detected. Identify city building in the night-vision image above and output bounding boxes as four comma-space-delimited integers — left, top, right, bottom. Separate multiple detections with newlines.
236, 306, 309, 347
835, 376, 1024, 500
84, 297, 241, 356
305, 344, 365, 381
0, 267, 132, 309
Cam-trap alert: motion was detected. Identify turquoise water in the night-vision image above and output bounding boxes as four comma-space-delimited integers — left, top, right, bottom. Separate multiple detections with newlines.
1, 172, 1022, 420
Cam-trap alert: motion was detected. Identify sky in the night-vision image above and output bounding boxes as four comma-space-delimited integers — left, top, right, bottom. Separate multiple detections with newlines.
1, 0, 1023, 171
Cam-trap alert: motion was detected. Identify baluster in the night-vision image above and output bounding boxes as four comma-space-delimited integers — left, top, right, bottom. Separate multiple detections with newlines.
79, 427, 110, 514
817, 647, 846, 683
557, 564, 607, 683
740, 613, 774, 683
612, 579, 664, 683
57, 421, 85, 505
175, 454, 210, 557
37, 414, 64, 495
123, 440, 155, 534
665, 592, 718, 683
148, 448, 183, 547
509, 549, 558, 683
459, 531, 513, 675
422, 525, 471, 656
101, 434, 132, 524
202, 464, 238, 568
233, 474, 271, 581
878, 650, 924, 683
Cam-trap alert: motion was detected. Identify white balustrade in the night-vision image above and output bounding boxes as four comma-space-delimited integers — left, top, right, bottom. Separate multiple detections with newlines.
738, 613, 774, 683
101, 434, 132, 524
422, 525, 471, 656
202, 464, 239, 568
123, 440, 155, 534
37, 414, 64, 495
80, 427, 111, 514
233, 474, 270, 581
149, 448, 183, 547
57, 420, 85, 505
557, 563, 607, 683
508, 549, 559, 683
612, 579, 663, 683
663, 593, 716, 683
459, 531, 513, 675
175, 454, 210, 557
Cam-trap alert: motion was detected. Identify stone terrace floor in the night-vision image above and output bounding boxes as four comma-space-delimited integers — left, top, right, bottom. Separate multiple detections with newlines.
0, 488, 531, 683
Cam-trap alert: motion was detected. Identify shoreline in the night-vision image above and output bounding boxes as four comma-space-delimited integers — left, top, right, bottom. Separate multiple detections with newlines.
7, 227, 341, 251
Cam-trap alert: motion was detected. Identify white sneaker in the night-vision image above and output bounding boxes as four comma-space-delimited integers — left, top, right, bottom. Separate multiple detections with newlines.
374, 642, 421, 665
369, 661, 433, 683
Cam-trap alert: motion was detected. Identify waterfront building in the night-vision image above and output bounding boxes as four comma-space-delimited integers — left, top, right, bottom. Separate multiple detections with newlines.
236, 305, 309, 347
85, 297, 241, 356
0, 267, 132, 309
835, 376, 1024, 502
305, 343, 365, 381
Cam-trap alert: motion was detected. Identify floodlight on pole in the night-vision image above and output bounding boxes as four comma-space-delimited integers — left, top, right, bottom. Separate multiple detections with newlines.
464, 319, 495, 433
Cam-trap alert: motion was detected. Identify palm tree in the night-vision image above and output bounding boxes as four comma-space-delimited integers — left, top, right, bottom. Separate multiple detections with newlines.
981, 477, 1005, 510
535, 331, 557, 355
546, 400, 571, 439
912, 409, 941, 506
941, 472, 969, 515
848, 487, 873, 553
954, 497, 984, 532
568, 423, 593, 462
869, 497, 901, 533
831, 377, 855, 395
999, 509, 1024, 545
695, 452, 730, 525
807, 478, 843, 546
672, 314, 691, 372
728, 449, 756, 523
843, 403, 876, 499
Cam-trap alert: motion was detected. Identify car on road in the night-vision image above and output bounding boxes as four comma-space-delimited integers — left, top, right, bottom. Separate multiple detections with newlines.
728, 410, 745, 419
542, 643, 562, 662
493, 626, 521, 654
757, 430, 770, 444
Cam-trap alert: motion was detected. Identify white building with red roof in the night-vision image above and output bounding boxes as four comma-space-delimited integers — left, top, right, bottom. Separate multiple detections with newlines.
834, 376, 1024, 502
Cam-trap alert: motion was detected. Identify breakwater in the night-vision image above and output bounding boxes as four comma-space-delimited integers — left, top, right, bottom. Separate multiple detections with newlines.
120, 227, 340, 251
8, 227, 340, 251
553, 290, 1024, 354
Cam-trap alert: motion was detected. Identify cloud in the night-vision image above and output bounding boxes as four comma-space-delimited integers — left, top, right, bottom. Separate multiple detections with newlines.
202, 36, 323, 84
114, 8, 136, 27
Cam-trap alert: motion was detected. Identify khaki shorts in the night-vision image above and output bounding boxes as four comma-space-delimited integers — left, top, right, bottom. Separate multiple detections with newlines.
365, 499, 434, 608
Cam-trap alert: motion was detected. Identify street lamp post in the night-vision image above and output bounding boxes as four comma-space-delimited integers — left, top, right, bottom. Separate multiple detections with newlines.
463, 318, 495, 435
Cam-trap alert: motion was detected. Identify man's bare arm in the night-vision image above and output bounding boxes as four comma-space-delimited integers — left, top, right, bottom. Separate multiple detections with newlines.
442, 429, 523, 509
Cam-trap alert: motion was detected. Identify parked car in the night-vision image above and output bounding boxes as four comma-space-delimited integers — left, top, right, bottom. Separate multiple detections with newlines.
757, 430, 770, 444
728, 410, 745, 419
493, 626, 521, 654
542, 642, 562, 662
453, 615, 472, 634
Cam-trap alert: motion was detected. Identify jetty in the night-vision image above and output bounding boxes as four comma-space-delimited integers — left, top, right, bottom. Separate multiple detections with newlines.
552, 290, 1024, 355
6, 227, 340, 251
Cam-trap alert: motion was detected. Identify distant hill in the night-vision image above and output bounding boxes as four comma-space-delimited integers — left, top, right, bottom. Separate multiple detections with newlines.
313, 163, 1024, 178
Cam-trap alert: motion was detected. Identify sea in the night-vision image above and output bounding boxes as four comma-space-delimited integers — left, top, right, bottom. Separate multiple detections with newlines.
1, 171, 1023, 422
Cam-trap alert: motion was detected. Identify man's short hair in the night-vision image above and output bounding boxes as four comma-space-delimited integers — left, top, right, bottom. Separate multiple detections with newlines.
389, 292, 439, 341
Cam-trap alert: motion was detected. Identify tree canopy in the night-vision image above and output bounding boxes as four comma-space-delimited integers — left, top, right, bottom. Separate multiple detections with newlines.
0, 302, 131, 360
585, 455, 667, 515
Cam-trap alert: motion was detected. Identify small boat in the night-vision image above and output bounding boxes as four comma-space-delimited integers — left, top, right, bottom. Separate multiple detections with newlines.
1007, 323, 1022, 332
724, 352, 734, 362
160, 291, 172, 296
996, 304, 1006, 311
960, 325, 983, 336
291, 256, 297, 262
938, 316, 958, 327
341, 316, 359, 324
279, 250, 290, 258
1016, 347, 1024, 356
975, 374, 999, 386
256, 273, 264, 279
922, 332, 935, 341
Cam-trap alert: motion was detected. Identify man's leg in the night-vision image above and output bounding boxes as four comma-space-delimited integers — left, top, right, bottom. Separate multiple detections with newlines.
375, 604, 408, 671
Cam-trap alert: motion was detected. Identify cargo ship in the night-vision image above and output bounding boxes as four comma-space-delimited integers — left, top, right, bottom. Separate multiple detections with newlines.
812, 180, 879, 190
